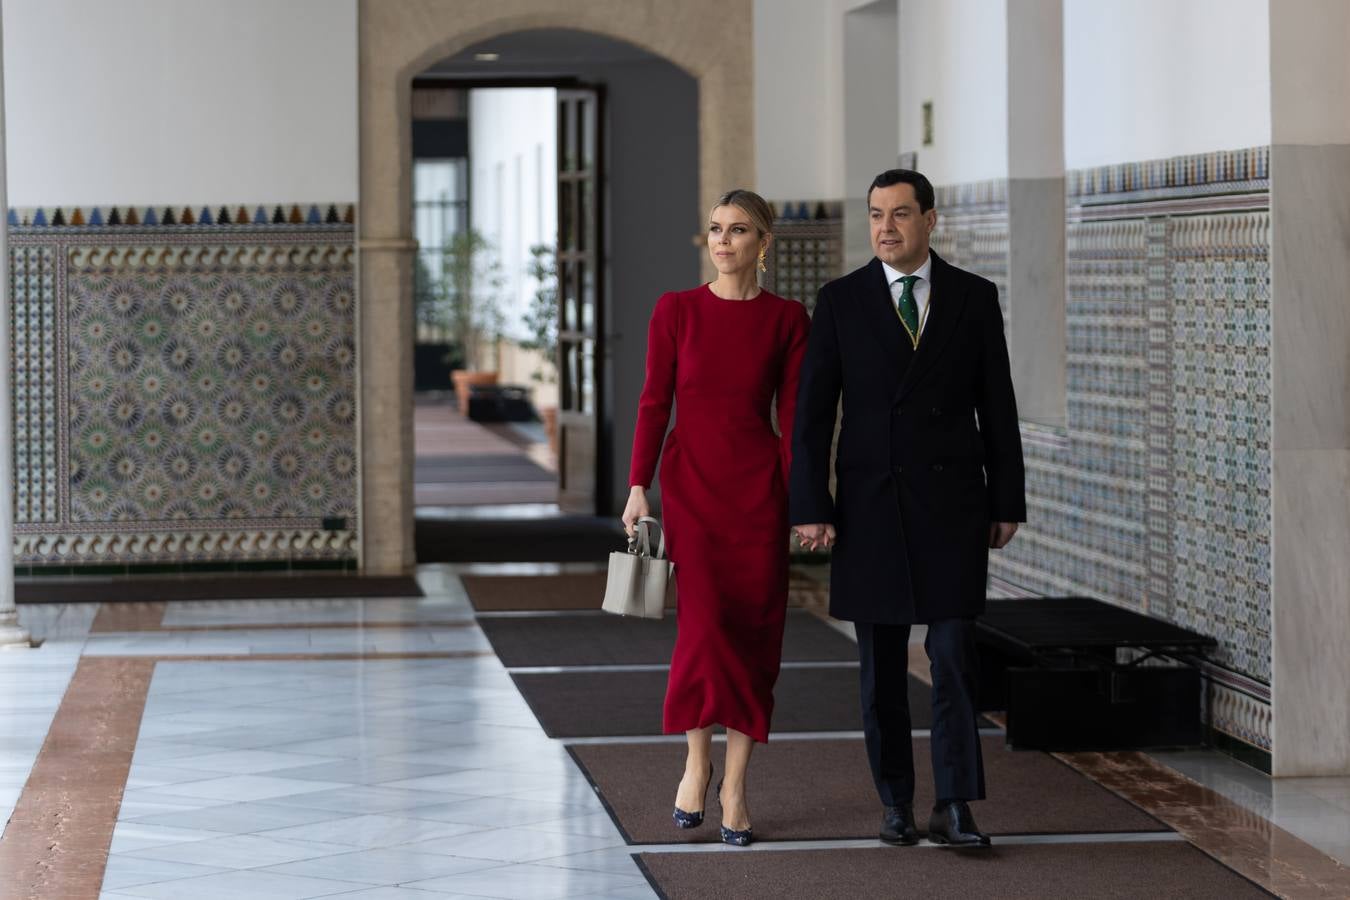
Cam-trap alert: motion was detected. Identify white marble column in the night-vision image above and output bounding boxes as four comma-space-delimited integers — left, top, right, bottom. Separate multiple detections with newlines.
0, 5, 32, 648
1269, 0, 1350, 776
1005, 0, 1066, 428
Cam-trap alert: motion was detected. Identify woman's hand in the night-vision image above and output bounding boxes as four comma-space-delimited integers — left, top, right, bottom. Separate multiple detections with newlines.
793, 523, 836, 552
622, 486, 651, 536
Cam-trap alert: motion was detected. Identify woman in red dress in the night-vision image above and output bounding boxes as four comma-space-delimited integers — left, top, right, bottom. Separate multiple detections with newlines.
622, 189, 810, 846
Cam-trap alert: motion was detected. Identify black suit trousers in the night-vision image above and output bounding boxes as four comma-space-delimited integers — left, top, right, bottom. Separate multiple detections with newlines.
856, 618, 986, 807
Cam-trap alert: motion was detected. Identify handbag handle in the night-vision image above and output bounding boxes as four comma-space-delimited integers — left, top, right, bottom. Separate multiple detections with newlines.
629, 516, 667, 560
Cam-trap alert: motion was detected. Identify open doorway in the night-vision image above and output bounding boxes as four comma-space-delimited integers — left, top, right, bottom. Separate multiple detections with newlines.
406, 29, 700, 562
411, 84, 563, 515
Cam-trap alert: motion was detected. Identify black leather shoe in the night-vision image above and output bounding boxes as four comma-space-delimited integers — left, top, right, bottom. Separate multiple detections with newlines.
927, 800, 991, 848
879, 804, 919, 846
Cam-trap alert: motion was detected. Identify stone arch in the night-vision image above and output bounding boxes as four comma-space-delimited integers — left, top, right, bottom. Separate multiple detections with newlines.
357, 0, 753, 573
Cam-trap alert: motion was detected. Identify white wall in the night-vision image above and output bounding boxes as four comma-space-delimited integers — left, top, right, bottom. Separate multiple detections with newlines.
468, 88, 557, 342
3, 0, 357, 205
899, 0, 1009, 186
753, 0, 844, 200
843, 0, 899, 268
1064, 0, 1270, 169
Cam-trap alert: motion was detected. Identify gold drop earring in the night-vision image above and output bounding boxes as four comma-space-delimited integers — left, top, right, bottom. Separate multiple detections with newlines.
757, 248, 767, 273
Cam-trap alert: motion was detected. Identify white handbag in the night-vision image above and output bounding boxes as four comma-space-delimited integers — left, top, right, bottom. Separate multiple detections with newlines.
602, 516, 673, 619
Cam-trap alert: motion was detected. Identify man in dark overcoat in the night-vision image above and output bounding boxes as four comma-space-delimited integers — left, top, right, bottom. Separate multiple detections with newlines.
789, 168, 1026, 848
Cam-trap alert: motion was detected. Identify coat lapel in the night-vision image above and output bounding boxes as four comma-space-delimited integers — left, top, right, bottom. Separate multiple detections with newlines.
859, 258, 909, 380
896, 250, 967, 402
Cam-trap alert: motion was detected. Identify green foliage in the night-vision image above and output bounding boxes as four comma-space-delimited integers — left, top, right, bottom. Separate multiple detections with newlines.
521, 244, 559, 383
438, 229, 505, 370
413, 255, 440, 329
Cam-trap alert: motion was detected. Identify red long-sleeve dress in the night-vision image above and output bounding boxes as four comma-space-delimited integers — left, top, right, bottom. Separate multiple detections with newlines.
629, 284, 811, 743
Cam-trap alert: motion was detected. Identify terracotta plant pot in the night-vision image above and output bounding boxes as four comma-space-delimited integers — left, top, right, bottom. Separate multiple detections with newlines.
450, 369, 499, 413
540, 406, 559, 455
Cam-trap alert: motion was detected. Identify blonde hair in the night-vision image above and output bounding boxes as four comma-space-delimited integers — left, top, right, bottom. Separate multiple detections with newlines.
709, 189, 774, 237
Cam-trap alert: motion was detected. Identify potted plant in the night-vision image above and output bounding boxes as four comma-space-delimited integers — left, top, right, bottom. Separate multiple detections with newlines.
440, 228, 505, 413
521, 243, 560, 453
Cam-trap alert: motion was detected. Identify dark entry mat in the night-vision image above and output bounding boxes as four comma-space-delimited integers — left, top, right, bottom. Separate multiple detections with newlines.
461, 572, 666, 612
481, 610, 858, 667
569, 735, 1165, 843
462, 570, 824, 612
637, 842, 1272, 900
415, 516, 625, 562
415, 453, 554, 484
512, 668, 988, 738
16, 575, 423, 604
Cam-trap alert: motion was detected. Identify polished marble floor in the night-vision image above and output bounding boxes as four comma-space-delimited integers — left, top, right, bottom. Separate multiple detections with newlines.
1, 564, 1347, 899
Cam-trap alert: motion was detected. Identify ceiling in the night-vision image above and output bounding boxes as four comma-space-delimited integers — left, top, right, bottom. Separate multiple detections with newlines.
421, 28, 661, 78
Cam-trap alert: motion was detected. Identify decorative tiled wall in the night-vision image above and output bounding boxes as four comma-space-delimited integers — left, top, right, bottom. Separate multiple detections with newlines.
765, 201, 843, 312
934, 148, 1273, 757
8, 205, 358, 565
932, 181, 1010, 325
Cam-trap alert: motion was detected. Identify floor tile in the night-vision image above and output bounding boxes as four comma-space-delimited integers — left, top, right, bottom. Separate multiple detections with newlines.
403, 863, 648, 900
163, 749, 345, 775
257, 814, 485, 849
540, 845, 647, 877
262, 846, 502, 884
121, 833, 353, 869
580, 886, 659, 900
100, 856, 229, 891
382, 769, 582, 797
105, 868, 370, 900
109, 822, 231, 853
406, 825, 625, 864
125, 764, 247, 790
126, 801, 351, 833
519, 812, 627, 840
264, 759, 468, 786
311, 887, 497, 900
406, 797, 591, 829
269, 785, 478, 815
133, 774, 353, 803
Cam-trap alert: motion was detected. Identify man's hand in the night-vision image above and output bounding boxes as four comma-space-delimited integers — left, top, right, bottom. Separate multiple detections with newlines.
989, 522, 1019, 549
794, 523, 837, 552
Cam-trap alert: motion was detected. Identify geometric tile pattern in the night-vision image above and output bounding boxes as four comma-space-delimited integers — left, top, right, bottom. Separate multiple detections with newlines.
932, 181, 1011, 325
1066, 145, 1269, 200
936, 148, 1273, 752
764, 202, 844, 313
8, 210, 357, 564
1166, 211, 1272, 682
65, 246, 357, 524
11, 244, 60, 523
8, 203, 355, 228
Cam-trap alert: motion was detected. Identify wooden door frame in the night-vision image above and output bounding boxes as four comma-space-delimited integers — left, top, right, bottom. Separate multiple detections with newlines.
554, 86, 606, 515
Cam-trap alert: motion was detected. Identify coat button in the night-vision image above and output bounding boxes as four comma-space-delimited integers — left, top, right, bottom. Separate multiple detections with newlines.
932, 463, 944, 472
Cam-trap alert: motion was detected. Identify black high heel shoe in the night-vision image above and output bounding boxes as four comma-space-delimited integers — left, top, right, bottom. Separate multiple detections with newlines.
672, 763, 714, 829
716, 779, 754, 846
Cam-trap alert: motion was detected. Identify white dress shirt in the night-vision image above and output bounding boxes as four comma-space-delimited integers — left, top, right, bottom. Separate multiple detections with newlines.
881, 253, 933, 337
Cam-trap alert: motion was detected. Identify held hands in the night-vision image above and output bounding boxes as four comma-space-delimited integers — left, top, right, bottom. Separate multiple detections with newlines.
622, 486, 651, 537
793, 523, 837, 552
989, 522, 1019, 549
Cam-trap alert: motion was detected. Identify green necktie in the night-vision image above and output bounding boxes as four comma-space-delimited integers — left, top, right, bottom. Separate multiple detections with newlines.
895, 275, 920, 347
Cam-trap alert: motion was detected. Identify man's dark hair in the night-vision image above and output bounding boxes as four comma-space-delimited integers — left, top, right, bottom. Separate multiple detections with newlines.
867, 169, 935, 212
